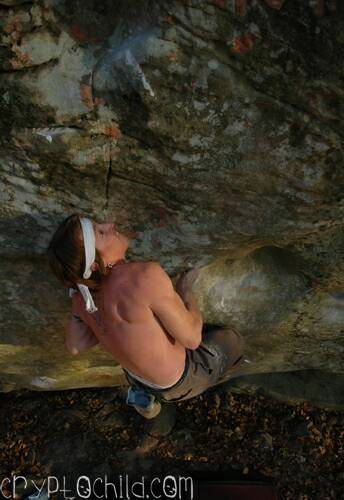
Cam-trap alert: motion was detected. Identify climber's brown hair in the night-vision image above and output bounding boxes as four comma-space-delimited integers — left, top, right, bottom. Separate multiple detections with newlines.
47, 213, 107, 291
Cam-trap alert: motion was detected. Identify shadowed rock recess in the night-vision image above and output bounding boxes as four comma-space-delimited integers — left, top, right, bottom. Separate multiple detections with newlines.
1, 0, 344, 406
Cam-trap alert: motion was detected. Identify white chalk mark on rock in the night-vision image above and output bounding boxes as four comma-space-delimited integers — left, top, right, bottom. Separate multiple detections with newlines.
30, 376, 57, 388
36, 127, 77, 142
36, 130, 53, 142
125, 49, 155, 97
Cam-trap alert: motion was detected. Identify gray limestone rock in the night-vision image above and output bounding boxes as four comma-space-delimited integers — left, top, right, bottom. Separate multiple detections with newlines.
226, 369, 344, 410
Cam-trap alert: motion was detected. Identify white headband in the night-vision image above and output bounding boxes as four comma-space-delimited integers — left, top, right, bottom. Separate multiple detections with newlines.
69, 217, 98, 313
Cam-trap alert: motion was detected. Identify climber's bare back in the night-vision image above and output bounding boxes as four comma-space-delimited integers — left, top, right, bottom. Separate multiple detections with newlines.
98, 261, 187, 386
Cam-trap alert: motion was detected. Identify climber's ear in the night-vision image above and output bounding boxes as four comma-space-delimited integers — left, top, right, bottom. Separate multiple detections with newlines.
90, 262, 99, 272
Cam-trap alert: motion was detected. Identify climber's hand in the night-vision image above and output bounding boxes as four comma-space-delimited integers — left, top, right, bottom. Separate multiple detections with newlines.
175, 268, 200, 294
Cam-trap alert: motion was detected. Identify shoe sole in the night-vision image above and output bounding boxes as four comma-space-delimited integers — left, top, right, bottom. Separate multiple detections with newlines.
133, 401, 162, 419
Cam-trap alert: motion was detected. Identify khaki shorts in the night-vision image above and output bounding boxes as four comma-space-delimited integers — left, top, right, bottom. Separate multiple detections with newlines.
123, 326, 246, 404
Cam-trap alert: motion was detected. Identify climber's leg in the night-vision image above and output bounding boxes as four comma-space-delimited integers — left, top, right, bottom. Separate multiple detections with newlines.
202, 326, 246, 384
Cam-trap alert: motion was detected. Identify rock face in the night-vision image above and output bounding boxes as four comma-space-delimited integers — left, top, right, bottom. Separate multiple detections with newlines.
1, 0, 344, 404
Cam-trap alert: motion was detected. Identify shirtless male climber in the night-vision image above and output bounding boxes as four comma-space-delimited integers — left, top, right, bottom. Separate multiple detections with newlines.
47, 214, 246, 419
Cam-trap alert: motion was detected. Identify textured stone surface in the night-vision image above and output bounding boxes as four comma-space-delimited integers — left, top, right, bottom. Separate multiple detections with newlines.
227, 370, 344, 410
1, 0, 344, 404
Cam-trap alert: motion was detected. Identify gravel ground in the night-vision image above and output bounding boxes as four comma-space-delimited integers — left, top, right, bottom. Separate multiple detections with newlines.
0, 384, 343, 499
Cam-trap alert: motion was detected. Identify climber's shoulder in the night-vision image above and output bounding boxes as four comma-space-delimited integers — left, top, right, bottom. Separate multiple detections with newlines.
103, 259, 160, 294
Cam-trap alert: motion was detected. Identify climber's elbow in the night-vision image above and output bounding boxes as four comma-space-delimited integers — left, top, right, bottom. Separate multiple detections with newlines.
65, 341, 79, 355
